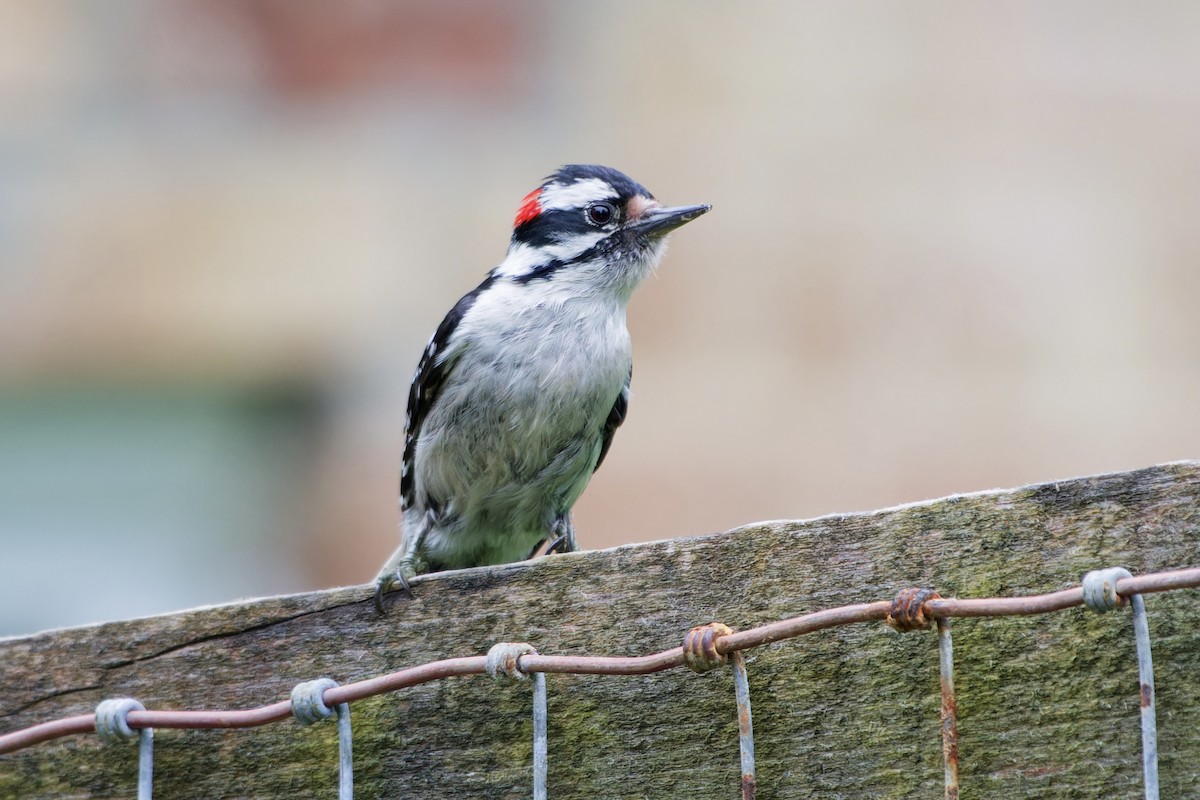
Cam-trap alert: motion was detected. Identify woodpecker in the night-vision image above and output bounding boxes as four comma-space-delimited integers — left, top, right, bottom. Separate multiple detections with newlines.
375, 165, 709, 610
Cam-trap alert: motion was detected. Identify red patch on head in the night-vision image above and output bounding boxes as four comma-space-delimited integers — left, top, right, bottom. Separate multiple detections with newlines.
513, 185, 542, 226
513, 187, 543, 228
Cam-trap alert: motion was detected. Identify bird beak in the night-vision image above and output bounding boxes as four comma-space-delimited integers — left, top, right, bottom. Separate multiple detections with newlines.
629, 203, 712, 237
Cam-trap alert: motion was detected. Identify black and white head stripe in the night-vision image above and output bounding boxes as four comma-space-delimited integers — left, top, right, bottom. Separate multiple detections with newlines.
509, 165, 653, 249
493, 165, 660, 283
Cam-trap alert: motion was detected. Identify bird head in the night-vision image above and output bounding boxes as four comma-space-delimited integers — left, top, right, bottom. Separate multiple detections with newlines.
493, 164, 710, 298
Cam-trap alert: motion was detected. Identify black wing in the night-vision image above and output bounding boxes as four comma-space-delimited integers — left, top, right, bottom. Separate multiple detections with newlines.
400, 275, 496, 510
593, 365, 631, 473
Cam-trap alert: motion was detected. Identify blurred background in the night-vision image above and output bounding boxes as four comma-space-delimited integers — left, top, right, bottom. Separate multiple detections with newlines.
2, 1, 1198, 636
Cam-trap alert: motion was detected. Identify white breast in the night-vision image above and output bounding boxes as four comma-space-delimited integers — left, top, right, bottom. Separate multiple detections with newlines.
411, 280, 632, 565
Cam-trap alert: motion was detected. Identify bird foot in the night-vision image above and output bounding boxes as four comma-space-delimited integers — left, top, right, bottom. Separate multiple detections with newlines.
373, 556, 424, 614
545, 519, 578, 555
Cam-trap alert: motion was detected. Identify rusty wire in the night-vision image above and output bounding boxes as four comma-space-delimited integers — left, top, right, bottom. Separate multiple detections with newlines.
936, 619, 958, 800
1, 566, 1198, 762
729, 650, 756, 800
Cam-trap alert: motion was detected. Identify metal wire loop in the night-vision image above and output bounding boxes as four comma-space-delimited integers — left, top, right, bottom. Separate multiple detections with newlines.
486, 642, 536, 681
1082, 567, 1133, 613
484, 643, 547, 797
291, 678, 340, 725
95, 698, 154, 800
95, 698, 145, 743
291, 678, 354, 799
887, 587, 942, 632
683, 622, 734, 673
1081, 567, 1158, 798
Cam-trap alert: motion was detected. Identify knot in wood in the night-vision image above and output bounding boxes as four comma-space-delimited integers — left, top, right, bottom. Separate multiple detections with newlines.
886, 588, 942, 632
683, 622, 735, 673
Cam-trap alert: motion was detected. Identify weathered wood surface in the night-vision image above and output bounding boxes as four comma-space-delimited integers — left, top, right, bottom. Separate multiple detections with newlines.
3, 462, 1200, 799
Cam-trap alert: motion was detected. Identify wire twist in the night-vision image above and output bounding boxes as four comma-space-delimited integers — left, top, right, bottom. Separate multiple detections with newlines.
887, 587, 942, 632
291, 678, 354, 799
95, 698, 155, 800
95, 698, 145, 743
291, 678, 340, 725
487, 642, 536, 681
1082, 567, 1133, 613
1082, 566, 1158, 799
683, 622, 734, 673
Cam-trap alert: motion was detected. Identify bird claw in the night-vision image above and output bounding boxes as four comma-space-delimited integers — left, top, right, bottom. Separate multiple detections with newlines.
545, 520, 578, 555
373, 559, 421, 614
547, 534, 573, 554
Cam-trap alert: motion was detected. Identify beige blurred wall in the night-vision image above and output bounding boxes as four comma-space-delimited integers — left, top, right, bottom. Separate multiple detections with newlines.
1, 1, 1197, 632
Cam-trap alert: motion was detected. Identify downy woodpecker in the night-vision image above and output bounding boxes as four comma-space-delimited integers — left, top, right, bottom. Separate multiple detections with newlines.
375, 165, 709, 610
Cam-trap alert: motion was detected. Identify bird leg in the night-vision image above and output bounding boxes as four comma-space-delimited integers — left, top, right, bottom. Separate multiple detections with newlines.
373, 531, 428, 613
544, 515, 578, 555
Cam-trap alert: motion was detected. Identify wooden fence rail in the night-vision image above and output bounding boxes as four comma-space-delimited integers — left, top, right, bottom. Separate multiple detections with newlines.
3, 461, 1199, 799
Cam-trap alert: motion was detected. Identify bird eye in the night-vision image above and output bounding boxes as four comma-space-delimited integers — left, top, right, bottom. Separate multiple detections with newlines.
585, 202, 616, 226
